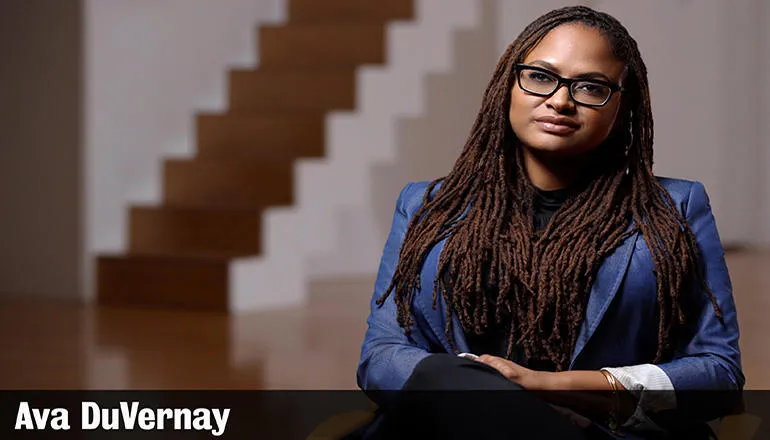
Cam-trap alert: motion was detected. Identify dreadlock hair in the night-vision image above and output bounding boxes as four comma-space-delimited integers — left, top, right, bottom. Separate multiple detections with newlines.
376, 5, 722, 371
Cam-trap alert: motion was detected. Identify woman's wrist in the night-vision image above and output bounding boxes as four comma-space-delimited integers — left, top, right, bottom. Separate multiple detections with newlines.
536, 370, 609, 391
530, 371, 632, 425
530, 370, 566, 390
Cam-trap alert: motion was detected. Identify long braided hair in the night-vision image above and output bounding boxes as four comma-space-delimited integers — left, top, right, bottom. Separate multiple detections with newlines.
376, 6, 722, 371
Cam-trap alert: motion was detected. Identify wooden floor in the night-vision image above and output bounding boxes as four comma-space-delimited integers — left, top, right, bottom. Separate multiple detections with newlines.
0, 249, 768, 390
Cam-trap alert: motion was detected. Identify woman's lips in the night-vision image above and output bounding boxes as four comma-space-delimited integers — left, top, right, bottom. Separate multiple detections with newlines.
534, 116, 580, 135
536, 120, 579, 135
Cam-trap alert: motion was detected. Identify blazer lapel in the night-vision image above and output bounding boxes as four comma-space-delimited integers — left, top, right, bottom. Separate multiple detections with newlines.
416, 224, 639, 365
569, 229, 639, 369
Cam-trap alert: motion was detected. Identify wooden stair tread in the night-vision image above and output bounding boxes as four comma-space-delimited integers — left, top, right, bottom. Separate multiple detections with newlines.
97, 254, 230, 311
228, 68, 356, 112
288, 0, 413, 23
261, 22, 386, 30
129, 204, 263, 213
259, 23, 386, 68
196, 112, 325, 160
99, 252, 231, 263
128, 205, 263, 259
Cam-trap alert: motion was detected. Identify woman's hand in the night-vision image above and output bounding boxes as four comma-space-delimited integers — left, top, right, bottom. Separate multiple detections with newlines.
476, 355, 637, 426
475, 355, 553, 390
475, 355, 596, 428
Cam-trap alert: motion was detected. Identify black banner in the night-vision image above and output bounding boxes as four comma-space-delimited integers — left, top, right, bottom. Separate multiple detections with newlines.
0, 390, 768, 439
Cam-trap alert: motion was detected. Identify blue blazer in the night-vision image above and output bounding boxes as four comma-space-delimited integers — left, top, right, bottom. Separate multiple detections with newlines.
357, 177, 744, 396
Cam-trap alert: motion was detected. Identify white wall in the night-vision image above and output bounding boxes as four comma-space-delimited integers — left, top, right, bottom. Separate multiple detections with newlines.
83, 0, 285, 299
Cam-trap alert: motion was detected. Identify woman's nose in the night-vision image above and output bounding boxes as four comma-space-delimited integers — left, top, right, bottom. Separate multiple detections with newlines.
546, 84, 576, 112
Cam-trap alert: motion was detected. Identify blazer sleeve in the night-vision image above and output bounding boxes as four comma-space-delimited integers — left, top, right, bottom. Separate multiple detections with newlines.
656, 181, 745, 414
356, 182, 433, 391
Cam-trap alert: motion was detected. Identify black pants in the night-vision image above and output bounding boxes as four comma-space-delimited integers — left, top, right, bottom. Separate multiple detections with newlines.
356, 354, 612, 440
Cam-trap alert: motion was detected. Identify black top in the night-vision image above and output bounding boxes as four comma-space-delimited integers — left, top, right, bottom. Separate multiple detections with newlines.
464, 187, 571, 370
533, 186, 571, 231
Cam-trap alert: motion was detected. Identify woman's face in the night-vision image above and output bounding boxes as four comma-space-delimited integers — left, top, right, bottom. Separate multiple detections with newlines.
509, 24, 626, 159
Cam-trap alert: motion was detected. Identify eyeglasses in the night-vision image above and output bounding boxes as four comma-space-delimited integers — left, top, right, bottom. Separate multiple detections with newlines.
515, 64, 623, 107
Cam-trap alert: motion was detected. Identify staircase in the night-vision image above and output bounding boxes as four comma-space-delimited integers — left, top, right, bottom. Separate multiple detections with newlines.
96, 0, 415, 311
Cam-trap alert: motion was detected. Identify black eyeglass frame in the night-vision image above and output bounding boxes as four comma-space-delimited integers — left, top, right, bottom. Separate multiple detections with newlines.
515, 63, 624, 107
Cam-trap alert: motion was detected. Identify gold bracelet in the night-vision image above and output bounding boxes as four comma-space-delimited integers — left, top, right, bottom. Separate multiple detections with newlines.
600, 369, 621, 433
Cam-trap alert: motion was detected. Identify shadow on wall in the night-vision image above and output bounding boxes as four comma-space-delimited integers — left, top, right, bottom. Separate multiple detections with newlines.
0, 0, 83, 300
370, 0, 500, 239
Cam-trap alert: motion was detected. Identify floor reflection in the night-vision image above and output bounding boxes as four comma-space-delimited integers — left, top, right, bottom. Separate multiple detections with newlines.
0, 249, 767, 390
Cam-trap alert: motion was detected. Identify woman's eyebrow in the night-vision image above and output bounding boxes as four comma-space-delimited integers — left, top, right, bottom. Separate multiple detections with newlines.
527, 59, 612, 82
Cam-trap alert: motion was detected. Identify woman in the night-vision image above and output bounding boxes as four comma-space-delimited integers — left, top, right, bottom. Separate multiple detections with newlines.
356, 5, 743, 440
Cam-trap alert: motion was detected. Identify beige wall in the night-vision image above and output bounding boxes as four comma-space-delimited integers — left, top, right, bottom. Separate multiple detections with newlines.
589, 0, 766, 247
0, 0, 83, 299
757, 2, 770, 246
